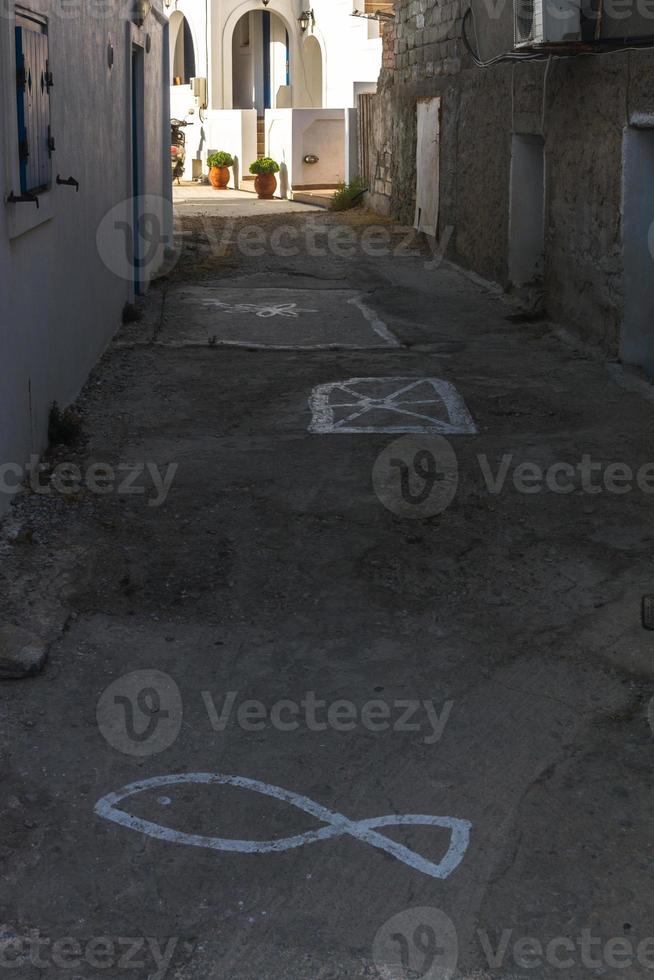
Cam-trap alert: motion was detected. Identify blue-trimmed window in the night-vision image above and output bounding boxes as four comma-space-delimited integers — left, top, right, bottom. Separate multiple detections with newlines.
15, 10, 53, 194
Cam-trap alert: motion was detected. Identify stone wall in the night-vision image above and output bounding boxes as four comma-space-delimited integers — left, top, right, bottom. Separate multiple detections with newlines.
394, 0, 462, 84
361, 0, 654, 360
359, 21, 396, 214
360, 88, 393, 215
381, 18, 395, 71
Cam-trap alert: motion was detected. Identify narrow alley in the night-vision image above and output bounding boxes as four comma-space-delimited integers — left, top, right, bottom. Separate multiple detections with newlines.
1, 194, 653, 979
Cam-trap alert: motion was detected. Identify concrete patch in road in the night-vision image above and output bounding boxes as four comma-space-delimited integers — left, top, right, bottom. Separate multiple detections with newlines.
0, 621, 48, 679
308, 377, 477, 434
160, 287, 401, 349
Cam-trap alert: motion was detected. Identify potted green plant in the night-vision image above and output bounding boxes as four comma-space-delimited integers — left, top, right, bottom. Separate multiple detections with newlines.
208, 151, 234, 190
249, 157, 280, 199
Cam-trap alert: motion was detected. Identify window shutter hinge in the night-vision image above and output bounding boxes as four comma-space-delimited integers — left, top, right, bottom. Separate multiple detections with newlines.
7, 190, 39, 208
16, 65, 26, 91
45, 62, 53, 91
47, 128, 55, 156
19, 138, 29, 162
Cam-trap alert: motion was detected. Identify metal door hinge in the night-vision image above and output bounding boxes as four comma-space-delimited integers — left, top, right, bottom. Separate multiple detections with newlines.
6, 190, 39, 208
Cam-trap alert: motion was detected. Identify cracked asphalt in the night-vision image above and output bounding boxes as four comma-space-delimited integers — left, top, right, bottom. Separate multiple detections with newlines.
1, 200, 654, 979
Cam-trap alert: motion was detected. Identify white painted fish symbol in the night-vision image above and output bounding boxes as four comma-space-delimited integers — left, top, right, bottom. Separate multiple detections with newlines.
94, 772, 472, 880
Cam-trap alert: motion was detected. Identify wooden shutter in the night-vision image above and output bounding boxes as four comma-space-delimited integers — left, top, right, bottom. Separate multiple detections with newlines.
15, 27, 28, 193
15, 21, 52, 193
364, 0, 395, 13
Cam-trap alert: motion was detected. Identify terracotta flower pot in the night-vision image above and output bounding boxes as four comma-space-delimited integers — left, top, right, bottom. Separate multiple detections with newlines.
254, 173, 277, 199
209, 165, 230, 190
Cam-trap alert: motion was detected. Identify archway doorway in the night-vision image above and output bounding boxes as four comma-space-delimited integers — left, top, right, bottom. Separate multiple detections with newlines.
232, 9, 290, 112
303, 35, 323, 108
170, 12, 196, 85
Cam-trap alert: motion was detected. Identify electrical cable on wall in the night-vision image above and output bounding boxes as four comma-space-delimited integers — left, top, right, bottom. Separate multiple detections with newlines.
541, 54, 552, 132
462, 7, 544, 65
462, 5, 654, 66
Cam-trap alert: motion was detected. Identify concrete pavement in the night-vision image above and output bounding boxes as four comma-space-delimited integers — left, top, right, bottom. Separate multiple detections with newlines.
173, 184, 317, 217
1, 206, 653, 979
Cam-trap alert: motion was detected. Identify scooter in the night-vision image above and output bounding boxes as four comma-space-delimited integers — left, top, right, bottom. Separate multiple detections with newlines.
171, 113, 194, 184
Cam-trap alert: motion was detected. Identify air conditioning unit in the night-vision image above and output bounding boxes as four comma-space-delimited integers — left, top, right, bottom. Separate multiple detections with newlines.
190, 76, 207, 108
514, 0, 581, 47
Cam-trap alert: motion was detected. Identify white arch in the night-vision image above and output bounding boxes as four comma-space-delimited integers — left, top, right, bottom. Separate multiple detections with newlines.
169, 10, 184, 78
168, 9, 200, 83
301, 30, 326, 108
222, 0, 298, 110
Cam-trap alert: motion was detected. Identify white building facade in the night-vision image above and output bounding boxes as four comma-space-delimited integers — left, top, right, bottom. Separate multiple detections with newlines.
166, 0, 382, 189
0, 0, 171, 517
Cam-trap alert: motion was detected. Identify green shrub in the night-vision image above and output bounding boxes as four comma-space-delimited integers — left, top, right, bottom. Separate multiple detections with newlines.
48, 402, 83, 446
208, 151, 234, 168
249, 156, 280, 175
329, 178, 367, 212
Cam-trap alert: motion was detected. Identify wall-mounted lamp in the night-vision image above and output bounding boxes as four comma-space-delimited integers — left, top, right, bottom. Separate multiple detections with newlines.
298, 8, 315, 31
132, 0, 151, 26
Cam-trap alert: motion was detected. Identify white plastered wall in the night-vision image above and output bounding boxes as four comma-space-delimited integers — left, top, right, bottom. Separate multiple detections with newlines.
0, 1, 170, 517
